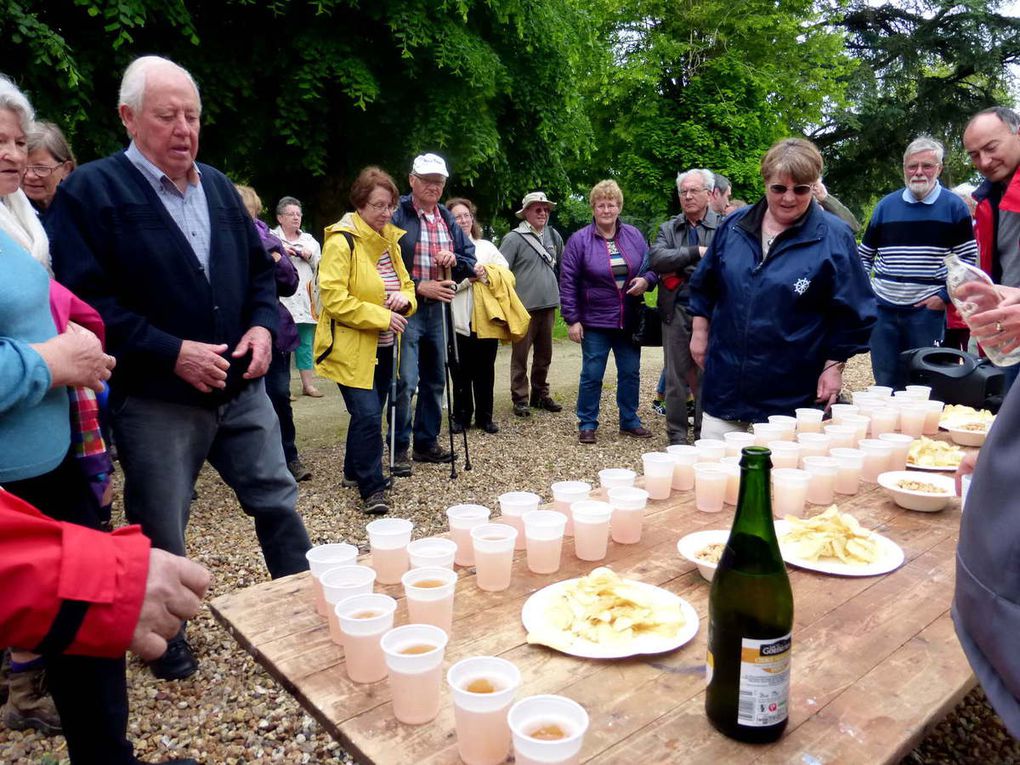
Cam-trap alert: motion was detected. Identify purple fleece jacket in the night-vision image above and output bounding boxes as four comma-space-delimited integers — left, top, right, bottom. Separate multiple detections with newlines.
255, 218, 300, 354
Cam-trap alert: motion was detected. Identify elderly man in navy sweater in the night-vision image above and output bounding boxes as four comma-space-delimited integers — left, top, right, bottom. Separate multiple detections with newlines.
47, 56, 311, 683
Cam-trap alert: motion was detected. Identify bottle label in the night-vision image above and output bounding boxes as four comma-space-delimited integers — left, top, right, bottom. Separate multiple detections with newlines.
737, 633, 791, 727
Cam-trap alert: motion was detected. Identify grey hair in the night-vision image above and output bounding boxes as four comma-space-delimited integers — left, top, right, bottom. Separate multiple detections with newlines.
27, 121, 76, 168
968, 106, 1020, 134
675, 169, 715, 194
118, 56, 201, 114
712, 173, 731, 194
0, 74, 35, 135
276, 196, 302, 214
904, 136, 944, 164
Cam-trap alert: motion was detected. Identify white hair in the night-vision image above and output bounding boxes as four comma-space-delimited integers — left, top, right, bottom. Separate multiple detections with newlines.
676, 168, 715, 194
0, 73, 35, 134
904, 136, 944, 164
118, 56, 202, 114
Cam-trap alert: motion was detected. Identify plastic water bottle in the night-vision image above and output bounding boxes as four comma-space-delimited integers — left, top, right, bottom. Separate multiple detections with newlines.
944, 254, 1020, 367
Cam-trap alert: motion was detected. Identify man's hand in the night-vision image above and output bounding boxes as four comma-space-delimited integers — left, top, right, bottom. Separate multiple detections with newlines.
955, 452, 978, 495
233, 326, 272, 379
567, 322, 584, 343
174, 340, 230, 392
32, 323, 116, 392
690, 317, 710, 369
816, 361, 843, 409
626, 277, 650, 296
129, 550, 210, 662
958, 281, 1020, 353
417, 279, 456, 303
914, 295, 946, 311
812, 179, 828, 202
434, 249, 456, 269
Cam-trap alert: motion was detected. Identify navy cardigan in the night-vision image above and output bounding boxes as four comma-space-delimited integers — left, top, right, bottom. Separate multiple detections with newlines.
46, 151, 279, 408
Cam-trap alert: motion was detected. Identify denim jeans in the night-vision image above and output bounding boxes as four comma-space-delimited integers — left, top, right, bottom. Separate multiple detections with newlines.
338, 347, 393, 498
395, 301, 447, 453
111, 380, 311, 578
870, 302, 946, 388
576, 327, 642, 431
266, 348, 298, 463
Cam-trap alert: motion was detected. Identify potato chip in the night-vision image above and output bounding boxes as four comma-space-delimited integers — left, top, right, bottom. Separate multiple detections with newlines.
907, 437, 965, 468
940, 405, 995, 431
780, 506, 880, 566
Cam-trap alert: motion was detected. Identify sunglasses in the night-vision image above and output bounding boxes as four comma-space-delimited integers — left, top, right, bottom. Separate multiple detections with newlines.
768, 184, 813, 196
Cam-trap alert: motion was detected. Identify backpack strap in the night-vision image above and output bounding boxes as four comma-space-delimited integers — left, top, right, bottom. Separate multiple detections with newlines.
315, 231, 355, 365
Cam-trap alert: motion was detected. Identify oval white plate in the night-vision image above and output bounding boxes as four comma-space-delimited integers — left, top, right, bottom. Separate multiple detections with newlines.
905, 460, 960, 472
521, 577, 699, 659
774, 519, 905, 577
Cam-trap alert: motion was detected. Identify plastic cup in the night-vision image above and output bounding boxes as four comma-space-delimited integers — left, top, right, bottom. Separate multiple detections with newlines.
868, 385, 893, 397
571, 501, 613, 561
401, 566, 457, 633
841, 414, 871, 444
899, 402, 928, 437
869, 406, 898, 437
551, 481, 591, 536
336, 593, 397, 684
509, 695, 590, 765
767, 415, 798, 441
767, 440, 801, 470
858, 438, 894, 482
380, 624, 449, 725
961, 474, 972, 510
322, 565, 377, 644
829, 447, 864, 495
823, 424, 857, 450
407, 537, 458, 570
666, 444, 699, 490
851, 391, 880, 408
797, 432, 832, 461
923, 400, 945, 435
367, 518, 413, 585
719, 456, 741, 506
448, 656, 522, 765
447, 504, 491, 567
802, 456, 838, 505
306, 543, 358, 616
693, 462, 728, 513
772, 468, 812, 516
795, 407, 824, 433
641, 452, 675, 500
694, 438, 726, 463
471, 524, 518, 592
498, 492, 541, 551
598, 468, 636, 489
606, 487, 648, 544
523, 510, 567, 574
752, 422, 787, 446
879, 432, 915, 471
830, 403, 859, 425
722, 431, 756, 457
906, 384, 932, 400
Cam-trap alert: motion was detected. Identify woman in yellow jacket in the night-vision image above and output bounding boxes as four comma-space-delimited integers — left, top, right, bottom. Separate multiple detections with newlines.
314, 167, 416, 515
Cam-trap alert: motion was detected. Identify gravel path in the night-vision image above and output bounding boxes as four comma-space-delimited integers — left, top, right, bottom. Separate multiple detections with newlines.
3, 347, 1017, 763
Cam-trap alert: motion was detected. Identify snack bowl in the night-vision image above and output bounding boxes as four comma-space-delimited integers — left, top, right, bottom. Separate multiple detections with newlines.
676, 529, 729, 582
877, 470, 956, 513
946, 425, 989, 448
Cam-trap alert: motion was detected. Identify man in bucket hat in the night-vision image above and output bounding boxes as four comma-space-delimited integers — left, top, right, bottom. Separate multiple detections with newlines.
500, 192, 565, 416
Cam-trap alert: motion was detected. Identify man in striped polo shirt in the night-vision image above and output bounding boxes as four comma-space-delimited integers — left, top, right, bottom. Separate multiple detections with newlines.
859, 136, 978, 387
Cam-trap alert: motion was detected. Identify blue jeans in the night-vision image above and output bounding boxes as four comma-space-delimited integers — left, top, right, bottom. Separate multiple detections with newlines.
395, 301, 447, 453
111, 380, 311, 578
577, 327, 643, 431
870, 302, 946, 388
339, 347, 393, 498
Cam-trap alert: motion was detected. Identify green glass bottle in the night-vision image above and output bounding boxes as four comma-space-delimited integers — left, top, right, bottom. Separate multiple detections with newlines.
705, 445, 794, 743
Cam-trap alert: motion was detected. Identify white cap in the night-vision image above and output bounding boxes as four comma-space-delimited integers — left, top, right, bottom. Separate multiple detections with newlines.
411, 153, 449, 178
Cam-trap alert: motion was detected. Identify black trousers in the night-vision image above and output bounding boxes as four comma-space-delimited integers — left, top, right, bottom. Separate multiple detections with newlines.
5, 451, 136, 765
265, 348, 299, 463
451, 332, 498, 427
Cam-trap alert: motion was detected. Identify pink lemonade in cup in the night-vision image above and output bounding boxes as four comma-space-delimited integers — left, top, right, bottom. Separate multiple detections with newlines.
401, 566, 457, 633
752, 422, 786, 447
869, 406, 898, 436
801, 456, 838, 505
830, 403, 859, 425
722, 431, 755, 458
719, 456, 741, 506
380, 624, 449, 725
498, 492, 541, 551
899, 402, 927, 437
641, 452, 675, 500
606, 486, 648, 544
448, 656, 521, 765
598, 468, 636, 490
446, 504, 491, 566
858, 439, 894, 482
666, 444, 699, 490
570, 501, 612, 561
923, 400, 945, 435
336, 593, 396, 684
767, 414, 798, 441
795, 407, 824, 433
829, 448, 864, 495
366, 518, 413, 585
406, 537, 458, 570
766, 440, 800, 470
509, 694, 590, 765
796, 432, 832, 460
523, 510, 567, 574
321, 565, 376, 645
306, 543, 358, 616
694, 438, 726, 463
823, 424, 857, 450
693, 462, 728, 513
771, 468, 811, 517
470, 523, 518, 592
551, 481, 591, 536
878, 433, 914, 471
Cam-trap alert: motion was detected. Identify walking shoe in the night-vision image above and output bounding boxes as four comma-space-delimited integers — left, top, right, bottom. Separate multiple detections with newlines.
149, 632, 198, 681
343, 476, 392, 490
302, 386, 324, 398
651, 398, 666, 416
620, 426, 654, 439
531, 395, 563, 412
391, 451, 413, 477
287, 459, 312, 482
2, 664, 61, 736
362, 491, 391, 515
479, 421, 500, 434
412, 444, 454, 463
513, 401, 531, 417
579, 429, 596, 444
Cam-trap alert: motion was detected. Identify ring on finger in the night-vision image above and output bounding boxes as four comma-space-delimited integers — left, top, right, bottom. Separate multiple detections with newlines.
996, 322, 1004, 333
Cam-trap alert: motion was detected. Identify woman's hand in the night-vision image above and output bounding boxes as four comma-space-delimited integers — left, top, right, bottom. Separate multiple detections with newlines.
815, 361, 843, 409
955, 452, 978, 495
389, 311, 408, 334
385, 292, 410, 314
626, 277, 649, 296
690, 317, 709, 369
568, 322, 584, 343
32, 323, 116, 392
472, 262, 488, 284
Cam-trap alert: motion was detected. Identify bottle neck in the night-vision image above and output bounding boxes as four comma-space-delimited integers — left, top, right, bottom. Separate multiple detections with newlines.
732, 447, 778, 543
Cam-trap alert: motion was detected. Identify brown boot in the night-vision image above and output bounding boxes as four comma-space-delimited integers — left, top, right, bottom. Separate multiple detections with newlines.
2, 664, 62, 735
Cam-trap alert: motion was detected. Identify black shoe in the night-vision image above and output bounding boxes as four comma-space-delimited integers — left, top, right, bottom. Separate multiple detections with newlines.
450, 421, 466, 434
532, 396, 562, 412
149, 633, 198, 681
362, 491, 390, 515
412, 444, 454, 463
390, 451, 412, 477
287, 459, 311, 482
479, 421, 499, 434
343, 476, 392, 490
513, 401, 531, 417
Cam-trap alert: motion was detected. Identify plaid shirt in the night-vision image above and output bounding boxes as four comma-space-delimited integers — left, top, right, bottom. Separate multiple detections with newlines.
411, 203, 453, 282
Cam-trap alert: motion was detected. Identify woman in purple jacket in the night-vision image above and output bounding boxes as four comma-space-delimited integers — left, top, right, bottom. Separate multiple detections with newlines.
560, 180, 657, 444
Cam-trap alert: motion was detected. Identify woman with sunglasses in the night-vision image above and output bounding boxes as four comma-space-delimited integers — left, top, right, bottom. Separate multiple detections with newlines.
688, 138, 876, 440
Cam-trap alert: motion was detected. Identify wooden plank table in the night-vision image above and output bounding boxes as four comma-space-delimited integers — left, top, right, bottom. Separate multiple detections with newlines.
210, 473, 974, 765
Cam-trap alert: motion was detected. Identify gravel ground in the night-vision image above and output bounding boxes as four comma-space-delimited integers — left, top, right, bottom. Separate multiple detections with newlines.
3, 346, 1018, 764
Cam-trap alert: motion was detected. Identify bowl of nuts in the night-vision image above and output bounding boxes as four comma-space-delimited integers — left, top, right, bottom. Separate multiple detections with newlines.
877, 470, 956, 512
677, 529, 729, 582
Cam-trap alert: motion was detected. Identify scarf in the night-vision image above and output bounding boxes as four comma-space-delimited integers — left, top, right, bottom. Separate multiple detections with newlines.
0, 189, 51, 273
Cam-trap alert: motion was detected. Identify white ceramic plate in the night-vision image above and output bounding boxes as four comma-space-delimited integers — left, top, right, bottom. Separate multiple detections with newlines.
774, 519, 905, 577
904, 460, 960, 472
521, 578, 699, 659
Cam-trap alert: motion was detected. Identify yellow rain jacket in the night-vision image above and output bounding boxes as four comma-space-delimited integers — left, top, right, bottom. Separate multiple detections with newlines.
472, 263, 531, 342
313, 212, 416, 389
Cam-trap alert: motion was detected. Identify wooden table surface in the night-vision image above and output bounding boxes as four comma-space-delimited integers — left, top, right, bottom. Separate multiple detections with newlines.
210, 473, 974, 765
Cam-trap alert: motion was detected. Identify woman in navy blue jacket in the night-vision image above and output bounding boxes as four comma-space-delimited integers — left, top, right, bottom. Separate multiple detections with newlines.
688, 139, 876, 439
560, 180, 658, 444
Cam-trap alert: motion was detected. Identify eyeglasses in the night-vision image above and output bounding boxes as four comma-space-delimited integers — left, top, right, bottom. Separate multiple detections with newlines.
904, 162, 940, 173
25, 163, 65, 178
412, 174, 446, 188
453, 214, 473, 222
679, 188, 707, 197
768, 184, 813, 196
367, 201, 398, 213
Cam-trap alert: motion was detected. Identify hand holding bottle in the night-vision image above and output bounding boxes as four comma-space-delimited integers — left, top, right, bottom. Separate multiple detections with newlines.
957, 281, 1020, 356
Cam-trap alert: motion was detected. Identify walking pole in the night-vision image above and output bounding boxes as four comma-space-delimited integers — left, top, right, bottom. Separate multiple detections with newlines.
439, 271, 459, 479
444, 268, 472, 471
389, 338, 398, 473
